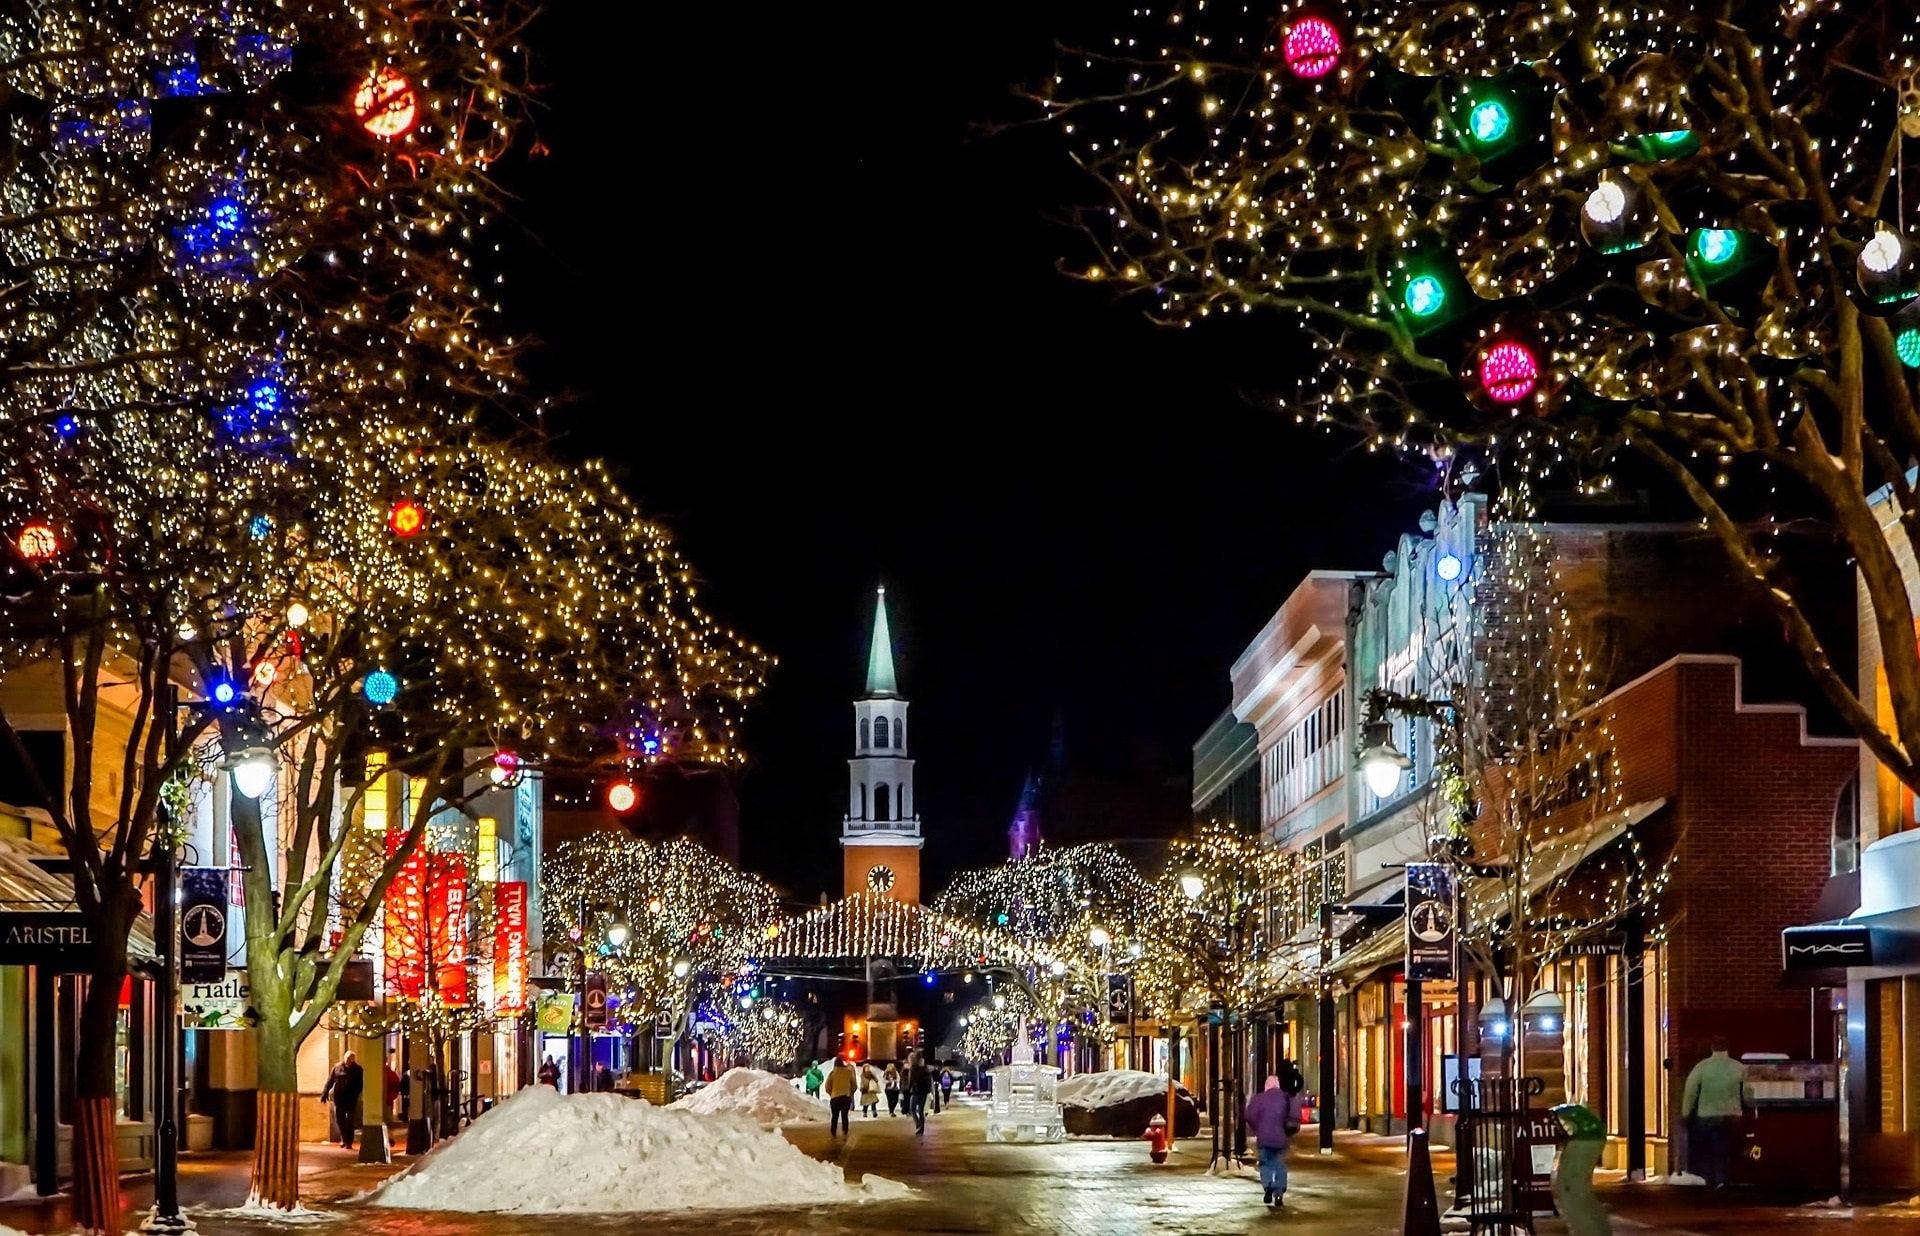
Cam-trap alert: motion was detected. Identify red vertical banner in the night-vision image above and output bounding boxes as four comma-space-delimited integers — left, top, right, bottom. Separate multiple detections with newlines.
383, 830, 427, 1001
494, 881, 529, 1014
429, 853, 469, 1007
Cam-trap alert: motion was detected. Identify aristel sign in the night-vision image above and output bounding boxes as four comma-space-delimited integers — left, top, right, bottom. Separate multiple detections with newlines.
0, 911, 98, 969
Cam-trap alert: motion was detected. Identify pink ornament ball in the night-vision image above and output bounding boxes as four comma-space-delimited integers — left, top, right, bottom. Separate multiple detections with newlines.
1284, 18, 1342, 79
1479, 340, 1540, 405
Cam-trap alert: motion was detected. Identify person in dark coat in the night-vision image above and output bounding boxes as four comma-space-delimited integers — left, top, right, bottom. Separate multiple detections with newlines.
383, 1053, 402, 1123
320, 1052, 365, 1150
537, 1056, 560, 1088
1242, 1065, 1306, 1208
905, 1053, 934, 1135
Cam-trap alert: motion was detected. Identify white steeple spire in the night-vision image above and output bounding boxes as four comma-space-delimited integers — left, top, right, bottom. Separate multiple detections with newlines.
843, 587, 922, 890
865, 586, 899, 698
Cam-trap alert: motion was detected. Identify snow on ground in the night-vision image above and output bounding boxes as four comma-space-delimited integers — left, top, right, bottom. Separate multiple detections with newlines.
669, 1067, 831, 1126
365, 1085, 903, 1214
1057, 1069, 1175, 1109
1647, 1171, 1707, 1186
197, 1199, 342, 1223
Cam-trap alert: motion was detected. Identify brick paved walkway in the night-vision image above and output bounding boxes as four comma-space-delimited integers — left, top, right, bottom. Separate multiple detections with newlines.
0, 1099, 1909, 1234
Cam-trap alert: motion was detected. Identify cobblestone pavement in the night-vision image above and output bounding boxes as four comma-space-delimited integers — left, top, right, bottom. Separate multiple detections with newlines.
0, 1101, 1910, 1234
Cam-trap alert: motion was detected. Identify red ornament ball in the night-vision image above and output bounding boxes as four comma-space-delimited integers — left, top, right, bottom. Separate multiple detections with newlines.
1478, 340, 1540, 405
1283, 18, 1343, 79
16, 521, 58, 563
388, 498, 426, 538
354, 67, 419, 140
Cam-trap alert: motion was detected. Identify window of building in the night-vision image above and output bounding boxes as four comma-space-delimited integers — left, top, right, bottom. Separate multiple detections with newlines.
860, 718, 870, 750
1262, 691, 1348, 824
874, 783, 891, 821
895, 716, 905, 750
1835, 773, 1861, 876
875, 716, 890, 749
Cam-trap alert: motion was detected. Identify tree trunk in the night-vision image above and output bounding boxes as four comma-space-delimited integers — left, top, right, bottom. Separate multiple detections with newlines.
248, 953, 301, 1208
71, 907, 132, 1235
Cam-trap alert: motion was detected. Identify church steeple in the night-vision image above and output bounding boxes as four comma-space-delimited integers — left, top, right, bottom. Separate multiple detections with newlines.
843, 586, 922, 902
865, 586, 899, 698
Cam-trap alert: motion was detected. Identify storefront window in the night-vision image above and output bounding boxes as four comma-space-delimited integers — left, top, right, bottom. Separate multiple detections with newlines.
115, 1006, 131, 1119
1604, 946, 1668, 1139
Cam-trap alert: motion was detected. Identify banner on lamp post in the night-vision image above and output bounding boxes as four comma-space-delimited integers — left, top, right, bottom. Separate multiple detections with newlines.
535, 990, 572, 1035
181, 968, 250, 1029
494, 881, 529, 1014
1106, 973, 1134, 1024
583, 971, 609, 1029
180, 866, 228, 984
382, 830, 426, 1001
1405, 862, 1457, 982
429, 853, 469, 1007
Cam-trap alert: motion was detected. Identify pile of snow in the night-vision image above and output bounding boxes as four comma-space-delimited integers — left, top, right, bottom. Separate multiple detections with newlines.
1652, 1172, 1707, 1187
1057, 1069, 1174, 1109
365, 1086, 904, 1214
669, 1068, 831, 1126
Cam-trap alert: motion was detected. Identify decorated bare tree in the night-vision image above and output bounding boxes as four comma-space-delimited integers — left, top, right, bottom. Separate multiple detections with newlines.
542, 833, 782, 1055
0, 0, 539, 1221
935, 843, 1159, 1057
1048, 0, 1920, 794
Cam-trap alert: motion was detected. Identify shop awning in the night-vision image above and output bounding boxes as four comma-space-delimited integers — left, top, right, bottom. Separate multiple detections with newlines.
0, 831, 157, 963
1325, 922, 1405, 982
1464, 798, 1666, 924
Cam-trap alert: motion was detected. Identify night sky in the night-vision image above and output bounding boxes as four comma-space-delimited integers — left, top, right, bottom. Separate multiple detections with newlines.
497, 3, 1430, 900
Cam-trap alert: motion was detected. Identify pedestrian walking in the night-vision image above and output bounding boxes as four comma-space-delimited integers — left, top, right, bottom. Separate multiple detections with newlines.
594, 1063, 615, 1092
884, 1062, 902, 1116
536, 1056, 560, 1088
824, 1057, 857, 1136
860, 1064, 882, 1117
804, 1059, 824, 1099
1681, 1037, 1751, 1189
906, 1052, 934, 1135
383, 1053, 402, 1123
320, 1051, 365, 1150
1243, 1063, 1306, 1208
939, 1067, 954, 1108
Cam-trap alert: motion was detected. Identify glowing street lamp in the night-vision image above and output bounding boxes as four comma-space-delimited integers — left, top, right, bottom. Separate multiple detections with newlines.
228, 747, 275, 799
1357, 720, 1413, 799
1179, 872, 1206, 901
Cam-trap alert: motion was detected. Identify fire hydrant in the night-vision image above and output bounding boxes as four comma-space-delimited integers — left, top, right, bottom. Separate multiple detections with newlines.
1144, 1113, 1170, 1164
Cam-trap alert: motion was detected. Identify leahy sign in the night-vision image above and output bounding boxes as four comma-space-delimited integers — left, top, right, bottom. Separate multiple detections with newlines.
0, 911, 99, 969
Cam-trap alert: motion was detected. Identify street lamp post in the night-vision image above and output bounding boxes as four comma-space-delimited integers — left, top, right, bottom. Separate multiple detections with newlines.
141, 684, 187, 1236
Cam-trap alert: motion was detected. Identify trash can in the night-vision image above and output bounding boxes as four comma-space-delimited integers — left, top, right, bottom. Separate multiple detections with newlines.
1550, 1103, 1610, 1236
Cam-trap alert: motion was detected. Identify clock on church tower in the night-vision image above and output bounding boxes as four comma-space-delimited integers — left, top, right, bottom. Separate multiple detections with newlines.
842, 587, 923, 903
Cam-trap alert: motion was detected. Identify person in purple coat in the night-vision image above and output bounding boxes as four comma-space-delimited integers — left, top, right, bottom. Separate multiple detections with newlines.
1243, 1063, 1306, 1207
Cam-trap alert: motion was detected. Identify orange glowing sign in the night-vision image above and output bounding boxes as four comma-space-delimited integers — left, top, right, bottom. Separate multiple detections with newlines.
354, 67, 419, 140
